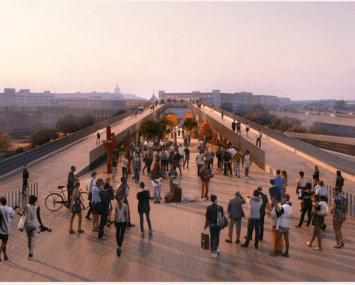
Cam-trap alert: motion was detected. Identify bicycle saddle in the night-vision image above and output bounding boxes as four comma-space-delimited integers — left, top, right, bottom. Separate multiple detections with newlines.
58, 186, 65, 189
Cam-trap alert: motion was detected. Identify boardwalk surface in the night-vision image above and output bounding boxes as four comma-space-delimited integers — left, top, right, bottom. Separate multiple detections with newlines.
1, 137, 354, 281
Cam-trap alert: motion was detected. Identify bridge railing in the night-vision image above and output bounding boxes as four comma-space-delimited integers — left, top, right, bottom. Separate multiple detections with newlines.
0, 182, 38, 210
0, 103, 154, 178
198, 102, 355, 177
307, 178, 354, 218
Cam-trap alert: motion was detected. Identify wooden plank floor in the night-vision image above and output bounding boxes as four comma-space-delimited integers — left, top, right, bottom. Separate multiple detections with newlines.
1, 138, 355, 281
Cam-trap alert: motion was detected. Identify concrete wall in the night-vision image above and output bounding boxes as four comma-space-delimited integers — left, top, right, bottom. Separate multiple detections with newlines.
284, 132, 355, 145
187, 102, 266, 170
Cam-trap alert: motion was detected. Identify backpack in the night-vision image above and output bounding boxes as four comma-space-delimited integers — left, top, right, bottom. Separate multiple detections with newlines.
216, 206, 228, 229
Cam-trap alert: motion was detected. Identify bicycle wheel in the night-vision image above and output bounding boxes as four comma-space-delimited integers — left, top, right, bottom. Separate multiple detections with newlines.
79, 192, 89, 210
45, 193, 64, 211
213, 165, 222, 175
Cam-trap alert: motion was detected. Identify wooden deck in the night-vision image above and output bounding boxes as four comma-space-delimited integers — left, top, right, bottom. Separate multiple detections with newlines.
1, 139, 355, 281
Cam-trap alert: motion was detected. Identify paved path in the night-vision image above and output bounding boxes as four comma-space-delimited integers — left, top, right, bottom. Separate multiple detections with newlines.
1, 136, 354, 281
0, 106, 164, 197
199, 106, 355, 194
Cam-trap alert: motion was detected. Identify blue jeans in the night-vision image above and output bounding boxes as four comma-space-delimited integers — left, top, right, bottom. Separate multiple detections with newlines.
154, 184, 161, 202
139, 211, 152, 233
235, 163, 240, 176
209, 223, 221, 251
112, 167, 117, 181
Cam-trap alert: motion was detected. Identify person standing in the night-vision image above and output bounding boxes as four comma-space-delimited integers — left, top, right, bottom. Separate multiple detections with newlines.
221, 111, 224, 121
269, 179, 281, 205
137, 182, 152, 237
236, 120, 241, 135
85, 172, 97, 220
335, 170, 344, 191
96, 127, 100, 144
216, 148, 222, 169
223, 149, 232, 176
69, 181, 84, 234
104, 178, 115, 226
112, 152, 118, 182
295, 171, 308, 211
256, 129, 262, 148
330, 186, 348, 248
114, 195, 129, 257
232, 150, 243, 178
142, 150, 149, 175
204, 147, 211, 170
174, 149, 182, 177
245, 122, 250, 138
22, 164, 29, 194
118, 155, 128, 181
183, 146, 190, 169
270, 194, 292, 258
148, 147, 154, 174
131, 154, 141, 183
188, 135, 191, 146
0, 198, 19, 261
67, 166, 76, 206
232, 120, 236, 132
92, 178, 104, 232
178, 144, 185, 167
267, 195, 283, 256
242, 150, 251, 179
199, 162, 213, 199
225, 191, 245, 244
273, 170, 288, 200
205, 195, 224, 258
313, 166, 320, 186
150, 163, 163, 204
306, 194, 326, 251
295, 183, 314, 228
115, 177, 135, 227
98, 181, 114, 240
23, 195, 44, 260
241, 193, 262, 249
196, 148, 204, 175
253, 186, 268, 242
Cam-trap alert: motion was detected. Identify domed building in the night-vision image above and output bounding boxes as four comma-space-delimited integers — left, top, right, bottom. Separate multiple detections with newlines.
114, 83, 121, 94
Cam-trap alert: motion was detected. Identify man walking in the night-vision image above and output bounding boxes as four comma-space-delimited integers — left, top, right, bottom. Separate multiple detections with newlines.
273, 170, 288, 200
85, 172, 97, 220
112, 152, 118, 182
221, 111, 224, 121
196, 148, 204, 176
253, 186, 268, 241
116, 177, 135, 227
241, 193, 262, 249
232, 120, 236, 132
232, 150, 243, 178
225, 191, 245, 244
236, 120, 241, 135
330, 186, 348, 248
147, 147, 154, 174
22, 164, 29, 194
199, 162, 213, 199
183, 146, 190, 169
256, 129, 262, 148
67, 166, 76, 206
223, 149, 232, 176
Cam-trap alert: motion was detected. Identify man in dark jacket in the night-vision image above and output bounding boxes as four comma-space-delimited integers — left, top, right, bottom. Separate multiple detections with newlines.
136, 182, 152, 236
225, 191, 245, 244
67, 166, 76, 206
205, 194, 224, 258
223, 150, 232, 176
253, 185, 269, 242
174, 150, 182, 177
232, 120, 236, 132
22, 164, 29, 194
98, 183, 114, 240
199, 162, 213, 199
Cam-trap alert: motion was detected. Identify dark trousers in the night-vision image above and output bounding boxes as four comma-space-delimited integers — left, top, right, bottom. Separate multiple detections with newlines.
237, 128, 241, 135
139, 211, 152, 233
197, 164, 203, 176
124, 198, 131, 224
209, 223, 220, 251
67, 188, 74, 204
256, 138, 261, 147
147, 159, 152, 173
259, 215, 265, 239
224, 163, 232, 175
245, 218, 260, 246
122, 167, 127, 180
298, 201, 312, 227
175, 161, 182, 175
232, 127, 235, 132
183, 156, 190, 168
98, 209, 109, 238
143, 162, 148, 173
86, 197, 93, 218
22, 179, 28, 194
115, 222, 126, 247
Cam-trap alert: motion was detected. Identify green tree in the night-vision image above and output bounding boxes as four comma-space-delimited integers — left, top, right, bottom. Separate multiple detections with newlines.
55, 114, 80, 135
139, 120, 165, 140
29, 128, 59, 146
183, 117, 198, 133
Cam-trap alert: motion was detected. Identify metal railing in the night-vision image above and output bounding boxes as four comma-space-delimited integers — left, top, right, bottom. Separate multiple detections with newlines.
0, 182, 38, 210
308, 178, 354, 218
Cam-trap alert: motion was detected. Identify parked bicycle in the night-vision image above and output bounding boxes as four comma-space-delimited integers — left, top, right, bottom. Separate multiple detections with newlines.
213, 161, 232, 179
45, 185, 89, 211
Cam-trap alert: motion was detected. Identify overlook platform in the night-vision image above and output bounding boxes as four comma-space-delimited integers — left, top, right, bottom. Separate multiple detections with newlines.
1, 136, 354, 281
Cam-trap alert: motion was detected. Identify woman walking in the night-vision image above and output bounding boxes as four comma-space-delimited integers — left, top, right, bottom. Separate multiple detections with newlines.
69, 181, 84, 234
115, 195, 129, 257
23, 195, 44, 260
137, 182, 152, 237
267, 195, 283, 256
242, 150, 251, 179
271, 194, 292, 258
295, 183, 314, 228
150, 163, 163, 204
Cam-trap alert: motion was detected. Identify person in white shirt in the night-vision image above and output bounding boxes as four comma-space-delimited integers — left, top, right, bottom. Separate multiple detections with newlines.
0, 197, 19, 261
245, 123, 250, 138
148, 140, 154, 149
315, 181, 328, 198
178, 144, 185, 164
228, 146, 236, 156
85, 172, 97, 220
256, 129, 262, 148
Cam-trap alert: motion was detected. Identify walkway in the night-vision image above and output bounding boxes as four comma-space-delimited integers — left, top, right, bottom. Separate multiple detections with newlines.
198, 106, 355, 194
0, 106, 164, 197
1, 137, 354, 281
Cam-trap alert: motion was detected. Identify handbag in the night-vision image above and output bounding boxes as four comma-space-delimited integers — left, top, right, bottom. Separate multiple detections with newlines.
17, 206, 27, 232
217, 206, 229, 229
94, 202, 106, 216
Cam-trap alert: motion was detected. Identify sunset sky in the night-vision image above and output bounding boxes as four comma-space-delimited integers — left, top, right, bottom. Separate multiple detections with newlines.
0, 1, 354, 100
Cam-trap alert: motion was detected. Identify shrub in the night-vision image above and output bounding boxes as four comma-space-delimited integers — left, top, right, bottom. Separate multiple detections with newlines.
0, 133, 13, 151
112, 109, 127, 117
29, 128, 59, 147
76, 114, 95, 129
55, 115, 80, 135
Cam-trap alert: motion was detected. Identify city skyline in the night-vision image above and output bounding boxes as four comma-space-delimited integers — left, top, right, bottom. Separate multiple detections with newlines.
1, 2, 354, 100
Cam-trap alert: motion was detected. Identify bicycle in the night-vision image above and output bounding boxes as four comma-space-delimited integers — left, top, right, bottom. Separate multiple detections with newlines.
213, 161, 232, 179
45, 185, 89, 212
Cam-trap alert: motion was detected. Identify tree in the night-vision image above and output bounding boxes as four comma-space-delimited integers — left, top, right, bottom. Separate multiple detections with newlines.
29, 128, 59, 147
165, 114, 180, 128
112, 109, 127, 117
334, 100, 346, 110
139, 120, 165, 140
211, 126, 229, 148
31, 117, 44, 129
55, 114, 80, 135
199, 121, 214, 140
183, 117, 198, 134
0, 133, 13, 151
76, 114, 95, 129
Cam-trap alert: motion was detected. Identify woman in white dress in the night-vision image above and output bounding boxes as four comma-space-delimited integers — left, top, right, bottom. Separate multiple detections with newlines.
242, 150, 252, 179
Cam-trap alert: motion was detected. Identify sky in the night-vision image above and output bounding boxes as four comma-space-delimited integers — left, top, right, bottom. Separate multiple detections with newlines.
0, 1, 354, 101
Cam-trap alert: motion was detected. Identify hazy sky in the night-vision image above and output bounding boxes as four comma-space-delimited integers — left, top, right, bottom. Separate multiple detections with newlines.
0, 2, 354, 100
